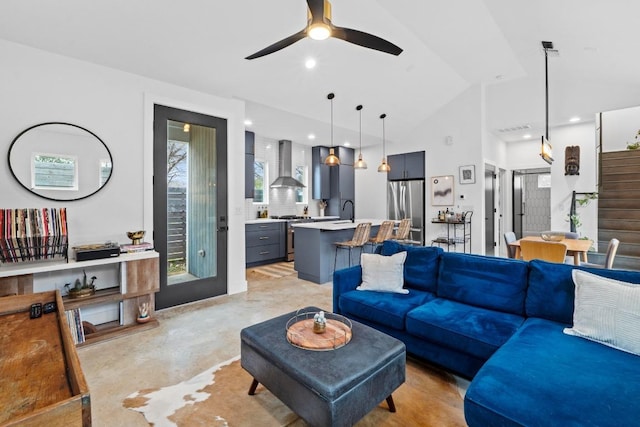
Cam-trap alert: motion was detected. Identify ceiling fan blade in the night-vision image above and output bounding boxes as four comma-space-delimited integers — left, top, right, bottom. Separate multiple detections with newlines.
306, 0, 325, 23
245, 29, 307, 60
332, 26, 403, 56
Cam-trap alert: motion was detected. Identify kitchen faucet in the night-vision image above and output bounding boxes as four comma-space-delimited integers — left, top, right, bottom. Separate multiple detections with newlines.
342, 199, 355, 223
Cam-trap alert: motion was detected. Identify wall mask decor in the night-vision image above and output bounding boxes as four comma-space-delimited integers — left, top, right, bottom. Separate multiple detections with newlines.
564, 145, 580, 176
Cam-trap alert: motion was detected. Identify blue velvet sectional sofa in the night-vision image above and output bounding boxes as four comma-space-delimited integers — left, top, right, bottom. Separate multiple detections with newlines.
333, 241, 640, 426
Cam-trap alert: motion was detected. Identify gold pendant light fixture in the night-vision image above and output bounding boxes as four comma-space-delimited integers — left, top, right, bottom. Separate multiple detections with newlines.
324, 92, 341, 166
377, 113, 391, 173
354, 104, 368, 170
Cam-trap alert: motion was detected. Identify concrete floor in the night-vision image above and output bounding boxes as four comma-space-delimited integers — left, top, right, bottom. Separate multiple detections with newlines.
78, 270, 333, 426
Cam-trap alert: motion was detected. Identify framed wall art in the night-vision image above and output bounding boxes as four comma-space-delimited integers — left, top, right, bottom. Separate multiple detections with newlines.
459, 165, 476, 184
431, 175, 454, 206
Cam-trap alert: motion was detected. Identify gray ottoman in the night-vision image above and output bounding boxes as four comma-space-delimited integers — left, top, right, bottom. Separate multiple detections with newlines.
241, 307, 406, 427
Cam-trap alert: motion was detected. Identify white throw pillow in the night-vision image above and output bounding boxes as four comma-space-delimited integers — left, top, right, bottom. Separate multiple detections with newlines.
357, 252, 408, 294
564, 269, 640, 356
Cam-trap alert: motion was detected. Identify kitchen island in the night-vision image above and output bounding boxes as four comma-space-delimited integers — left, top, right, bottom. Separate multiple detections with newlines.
292, 219, 386, 284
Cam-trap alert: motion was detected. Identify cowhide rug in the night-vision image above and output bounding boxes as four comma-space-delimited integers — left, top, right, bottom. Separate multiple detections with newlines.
124, 356, 466, 426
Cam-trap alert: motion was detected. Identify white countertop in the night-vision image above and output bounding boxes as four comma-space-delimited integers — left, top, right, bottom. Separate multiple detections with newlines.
245, 216, 339, 224
292, 219, 388, 231
245, 218, 287, 224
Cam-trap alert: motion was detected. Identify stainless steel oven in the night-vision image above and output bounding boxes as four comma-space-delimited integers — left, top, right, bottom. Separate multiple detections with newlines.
272, 216, 313, 262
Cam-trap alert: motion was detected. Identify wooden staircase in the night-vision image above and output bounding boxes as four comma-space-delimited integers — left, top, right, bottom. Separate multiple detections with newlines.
598, 150, 640, 267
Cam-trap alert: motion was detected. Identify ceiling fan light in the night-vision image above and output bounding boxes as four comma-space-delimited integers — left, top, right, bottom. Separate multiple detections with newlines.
354, 153, 368, 170
308, 23, 331, 40
324, 147, 340, 166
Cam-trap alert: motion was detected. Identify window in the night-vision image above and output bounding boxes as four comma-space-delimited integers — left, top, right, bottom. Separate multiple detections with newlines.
537, 174, 551, 188
32, 153, 78, 190
295, 165, 307, 203
100, 159, 113, 186
254, 160, 268, 203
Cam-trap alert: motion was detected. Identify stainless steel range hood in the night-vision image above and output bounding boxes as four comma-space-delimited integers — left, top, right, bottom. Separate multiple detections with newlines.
270, 140, 305, 188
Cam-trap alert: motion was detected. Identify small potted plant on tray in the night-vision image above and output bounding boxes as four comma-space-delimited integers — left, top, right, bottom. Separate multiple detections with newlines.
65, 270, 96, 299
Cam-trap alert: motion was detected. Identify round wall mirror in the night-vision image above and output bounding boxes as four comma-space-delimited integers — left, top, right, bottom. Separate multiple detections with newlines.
8, 122, 113, 201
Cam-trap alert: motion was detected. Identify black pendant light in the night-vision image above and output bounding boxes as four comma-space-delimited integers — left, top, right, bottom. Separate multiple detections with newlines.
377, 113, 390, 173
540, 41, 555, 165
324, 93, 340, 166
354, 105, 368, 170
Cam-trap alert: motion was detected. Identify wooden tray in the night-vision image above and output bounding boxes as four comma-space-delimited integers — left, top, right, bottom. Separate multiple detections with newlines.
286, 311, 352, 351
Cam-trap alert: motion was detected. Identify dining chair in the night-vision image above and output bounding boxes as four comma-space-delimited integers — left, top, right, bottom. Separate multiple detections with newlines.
503, 232, 517, 258
581, 238, 620, 269
519, 240, 568, 263
334, 222, 371, 271
391, 219, 412, 242
365, 220, 395, 253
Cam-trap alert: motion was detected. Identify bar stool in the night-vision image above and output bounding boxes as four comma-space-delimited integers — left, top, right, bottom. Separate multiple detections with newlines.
334, 222, 371, 271
391, 219, 411, 243
365, 220, 395, 253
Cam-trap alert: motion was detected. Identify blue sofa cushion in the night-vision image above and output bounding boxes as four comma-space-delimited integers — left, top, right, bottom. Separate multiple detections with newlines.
338, 288, 436, 331
465, 317, 640, 427
380, 241, 443, 293
437, 253, 529, 315
526, 260, 640, 324
406, 299, 524, 360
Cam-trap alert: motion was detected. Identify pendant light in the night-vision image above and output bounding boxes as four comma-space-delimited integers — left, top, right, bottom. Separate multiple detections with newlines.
354, 104, 368, 170
540, 41, 556, 165
377, 113, 391, 173
324, 93, 341, 166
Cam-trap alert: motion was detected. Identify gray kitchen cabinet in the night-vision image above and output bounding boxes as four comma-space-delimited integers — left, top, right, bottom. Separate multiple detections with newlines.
312, 146, 355, 220
336, 146, 354, 165
245, 131, 255, 198
312, 146, 331, 200
245, 222, 285, 266
388, 151, 425, 181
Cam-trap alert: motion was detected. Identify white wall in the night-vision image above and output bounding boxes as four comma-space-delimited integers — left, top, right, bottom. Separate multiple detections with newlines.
505, 121, 598, 245
355, 85, 485, 253
0, 40, 247, 295
601, 105, 640, 151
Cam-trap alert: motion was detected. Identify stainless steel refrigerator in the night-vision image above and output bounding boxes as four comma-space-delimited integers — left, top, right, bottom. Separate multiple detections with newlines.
387, 180, 425, 245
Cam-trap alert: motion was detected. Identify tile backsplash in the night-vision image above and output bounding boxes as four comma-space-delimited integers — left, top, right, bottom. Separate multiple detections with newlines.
244, 135, 320, 220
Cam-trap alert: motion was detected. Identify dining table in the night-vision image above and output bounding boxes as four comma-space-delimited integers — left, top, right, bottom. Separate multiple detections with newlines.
509, 235, 593, 265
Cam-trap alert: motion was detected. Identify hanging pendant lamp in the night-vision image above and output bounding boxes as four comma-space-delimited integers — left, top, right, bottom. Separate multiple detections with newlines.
377, 113, 391, 173
354, 104, 368, 170
324, 93, 341, 166
540, 41, 555, 165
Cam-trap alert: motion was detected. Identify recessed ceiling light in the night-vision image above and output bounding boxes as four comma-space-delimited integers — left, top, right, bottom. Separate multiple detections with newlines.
305, 58, 317, 69
266, 144, 272, 149
308, 134, 316, 140
569, 117, 581, 123
344, 141, 351, 147
523, 134, 532, 139
244, 119, 253, 126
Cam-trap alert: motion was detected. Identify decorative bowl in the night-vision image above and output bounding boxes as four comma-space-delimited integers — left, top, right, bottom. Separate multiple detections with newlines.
127, 230, 145, 245
540, 231, 564, 242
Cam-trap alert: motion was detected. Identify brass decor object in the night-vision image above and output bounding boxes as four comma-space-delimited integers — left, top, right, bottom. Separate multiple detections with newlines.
127, 230, 145, 245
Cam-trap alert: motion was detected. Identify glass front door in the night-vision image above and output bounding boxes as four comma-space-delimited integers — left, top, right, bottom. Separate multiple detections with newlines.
153, 105, 228, 309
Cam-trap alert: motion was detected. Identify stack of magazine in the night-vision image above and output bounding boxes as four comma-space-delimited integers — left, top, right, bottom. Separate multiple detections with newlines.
120, 242, 154, 253
65, 308, 85, 344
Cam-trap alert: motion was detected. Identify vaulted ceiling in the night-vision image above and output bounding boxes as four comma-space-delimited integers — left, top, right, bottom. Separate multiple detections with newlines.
1, 0, 639, 147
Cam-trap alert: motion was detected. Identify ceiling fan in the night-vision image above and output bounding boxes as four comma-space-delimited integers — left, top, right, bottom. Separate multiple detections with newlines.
245, 0, 403, 60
